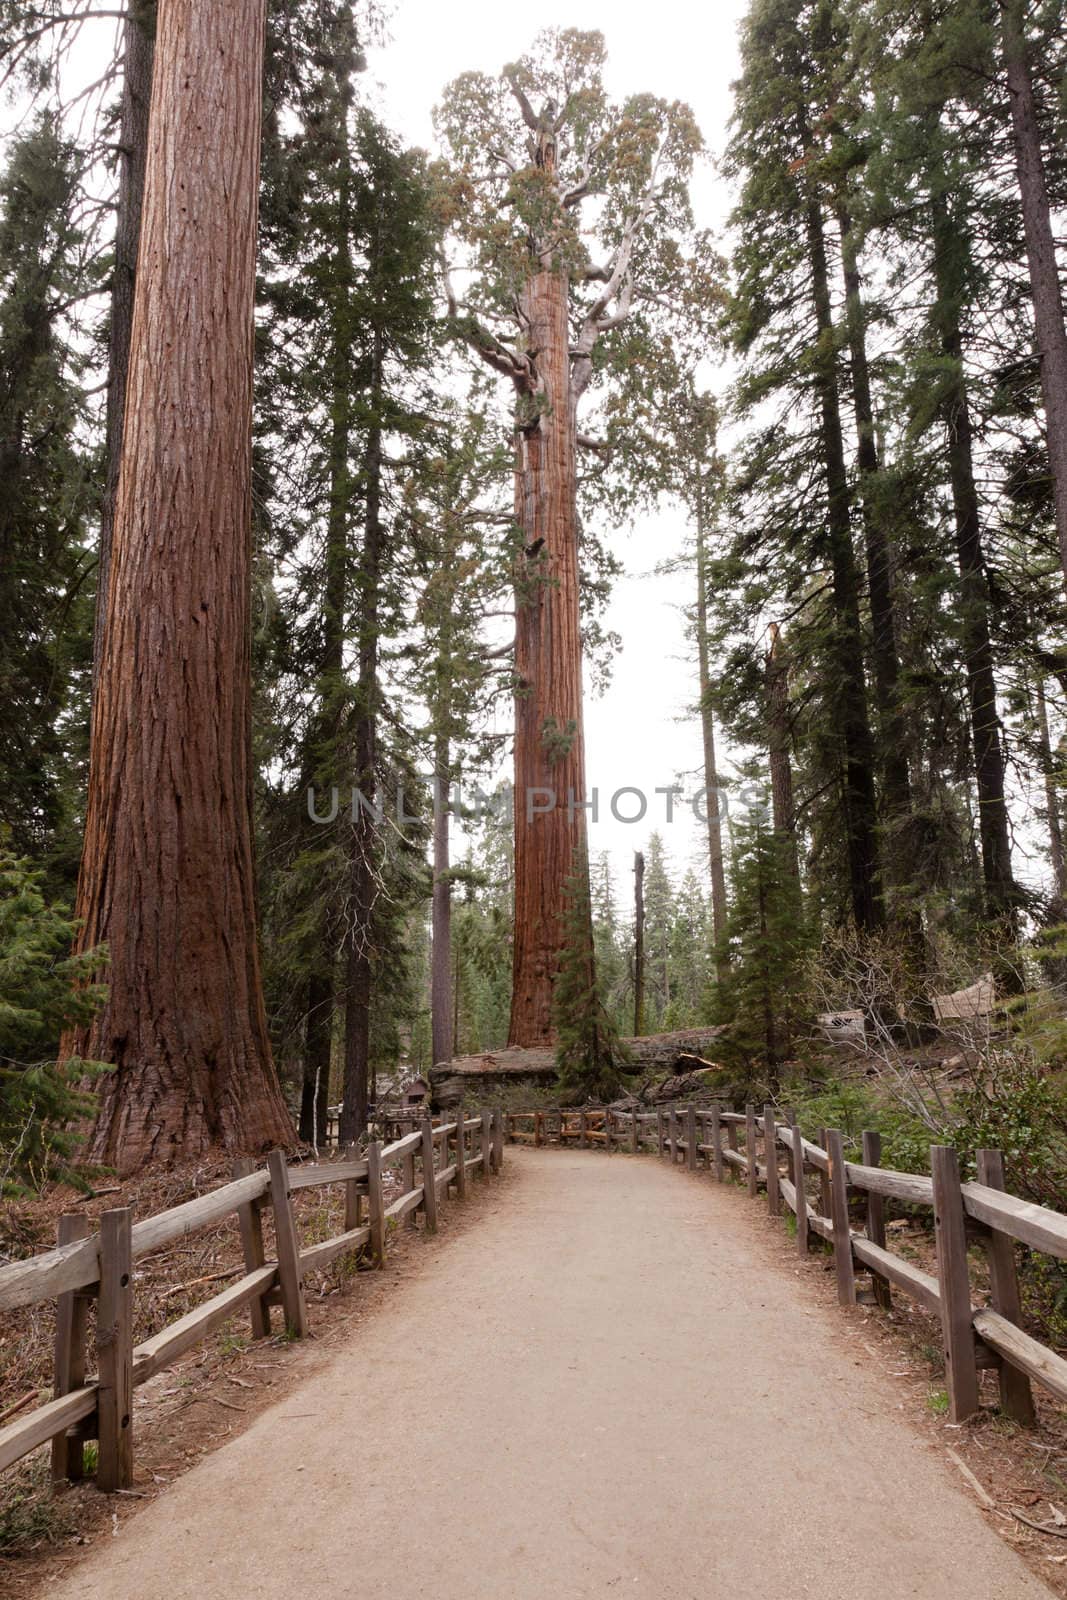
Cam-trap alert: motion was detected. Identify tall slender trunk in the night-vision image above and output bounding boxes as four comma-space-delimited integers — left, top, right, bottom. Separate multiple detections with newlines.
298, 150, 352, 1142
1035, 674, 1067, 897
836, 207, 917, 889
339, 328, 384, 1145
694, 475, 729, 975
929, 202, 1016, 923
431, 725, 453, 1068
93, 2, 153, 688
766, 623, 800, 884
804, 189, 884, 930
633, 849, 645, 1037
999, 0, 1067, 584
71, 0, 293, 1170
509, 254, 591, 1045
299, 969, 333, 1146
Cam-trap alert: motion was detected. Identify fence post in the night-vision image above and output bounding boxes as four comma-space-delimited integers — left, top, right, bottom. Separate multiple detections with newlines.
494, 1107, 505, 1170
534, 1110, 544, 1148
685, 1104, 697, 1171
726, 1116, 739, 1181
792, 1125, 808, 1255
931, 1145, 980, 1423
51, 1213, 90, 1483
453, 1102, 467, 1197
861, 1131, 891, 1310
656, 1107, 665, 1156
784, 1108, 797, 1185
342, 1142, 364, 1232
710, 1102, 724, 1182
668, 1105, 678, 1164
232, 1157, 271, 1339
401, 1137, 418, 1228
421, 1114, 439, 1233
481, 1109, 493, 1177
764, 1105, 780, 1215
579, 1108, 588, 1148
631, 1107, 640, 1154
367, 1139, 386, 1265
745, 1103, 758, 1197
817, 1127, 833, 1228
825, 1130, 856, 1307
975, 1148, 1035, 1425
96, 1208, 134, 1492
267, 1149, 308, 1336
605, 1107, 614, 1153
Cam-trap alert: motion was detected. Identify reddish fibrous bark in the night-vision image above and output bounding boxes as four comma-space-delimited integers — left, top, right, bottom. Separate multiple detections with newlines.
92, 1, 152, 689
509, 255, 591, 1046
70, 0, 293, 1171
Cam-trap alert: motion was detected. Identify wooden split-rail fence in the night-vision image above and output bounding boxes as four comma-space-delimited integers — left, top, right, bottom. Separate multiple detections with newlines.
0, 1107, 505, 1491
506, 1102, 1067, 1428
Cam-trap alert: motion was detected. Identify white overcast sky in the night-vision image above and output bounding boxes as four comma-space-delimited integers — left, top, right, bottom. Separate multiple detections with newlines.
368, 0, 748, 892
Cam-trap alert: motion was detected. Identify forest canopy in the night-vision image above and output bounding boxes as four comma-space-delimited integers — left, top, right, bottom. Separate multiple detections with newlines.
0, 0, 1066, 1197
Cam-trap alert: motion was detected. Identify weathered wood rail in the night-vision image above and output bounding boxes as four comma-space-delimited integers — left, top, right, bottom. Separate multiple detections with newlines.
0, 1107, 505, 1489
505, 1104, 1067, 1427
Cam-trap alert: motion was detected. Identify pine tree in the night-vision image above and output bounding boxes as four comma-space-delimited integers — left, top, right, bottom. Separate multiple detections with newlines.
0, 852, 109, 1194
554, 845, 626, 1103
719, 801, 810, 1085
0, 120, 95, 866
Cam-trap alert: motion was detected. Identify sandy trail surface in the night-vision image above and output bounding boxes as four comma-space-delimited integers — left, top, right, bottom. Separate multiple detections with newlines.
47, 1147, 1052, 1600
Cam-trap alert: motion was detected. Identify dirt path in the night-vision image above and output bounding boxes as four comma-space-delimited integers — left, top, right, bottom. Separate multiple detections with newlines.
46, 1149, 1052, 1599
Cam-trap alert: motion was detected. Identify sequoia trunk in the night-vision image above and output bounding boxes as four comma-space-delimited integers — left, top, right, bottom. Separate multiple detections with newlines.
93, 1, 153, 688
508, 263, 591, 1046
72, 0, 293, 1170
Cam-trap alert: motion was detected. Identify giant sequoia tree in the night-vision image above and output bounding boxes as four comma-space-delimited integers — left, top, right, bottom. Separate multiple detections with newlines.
437, 29, 707, 1045
70, 0, 293, 1169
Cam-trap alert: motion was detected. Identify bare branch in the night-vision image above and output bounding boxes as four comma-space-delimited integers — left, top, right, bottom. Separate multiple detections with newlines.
504, 69, 541, 134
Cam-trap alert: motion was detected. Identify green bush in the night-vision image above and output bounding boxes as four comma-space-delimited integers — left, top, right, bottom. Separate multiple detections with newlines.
0, 850, 109, 1194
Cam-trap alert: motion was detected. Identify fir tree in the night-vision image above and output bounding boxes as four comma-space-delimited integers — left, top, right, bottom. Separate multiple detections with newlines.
554, 846, 627, 1104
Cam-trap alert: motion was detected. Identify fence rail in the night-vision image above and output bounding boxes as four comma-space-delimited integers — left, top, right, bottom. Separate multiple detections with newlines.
505, 1103, 1067, 1426
0, 1106, 504, 1489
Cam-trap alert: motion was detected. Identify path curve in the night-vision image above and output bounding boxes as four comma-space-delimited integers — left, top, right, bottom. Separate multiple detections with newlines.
49, 1149, 1052, 1599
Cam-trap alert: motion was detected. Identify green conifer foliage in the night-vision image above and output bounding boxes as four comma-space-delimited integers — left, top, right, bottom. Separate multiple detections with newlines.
553, 845, 627, 1103
0, 852, 108, 1193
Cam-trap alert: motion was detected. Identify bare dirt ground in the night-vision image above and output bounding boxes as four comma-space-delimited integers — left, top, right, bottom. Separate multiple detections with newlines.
20, 1147, 1059, 1600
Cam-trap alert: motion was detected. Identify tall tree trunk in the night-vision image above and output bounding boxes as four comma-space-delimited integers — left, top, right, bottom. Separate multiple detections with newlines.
694, 474, 729, 976
431, 726, 453, 1068
93, 1, 153, 688
299, 969, 333, 1146
766, 623, 801, 884
999, 0, 1067, 584
71, 0, 293, 1170
633, 849, 645, 1037
299, 150, 352, 1143
836, 206, 917, 893
339, 329, 384, 1145
804, 190, 885, 930
1035, 673, 1067, 897
929, 205, 1017, 924
508, 257, 591, 1045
